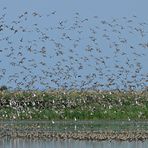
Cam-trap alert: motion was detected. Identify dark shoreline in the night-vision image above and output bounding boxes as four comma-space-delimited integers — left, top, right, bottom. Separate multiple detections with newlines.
0, 130, 148, 141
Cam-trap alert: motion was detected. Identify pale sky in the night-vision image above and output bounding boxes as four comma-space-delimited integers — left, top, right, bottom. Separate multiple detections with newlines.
0, 0, 148, 90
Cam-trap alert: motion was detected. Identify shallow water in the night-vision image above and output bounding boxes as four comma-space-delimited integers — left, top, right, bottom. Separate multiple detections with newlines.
0, 120, 148, 132
0, 120, 148, 147
1, 138, 148, 148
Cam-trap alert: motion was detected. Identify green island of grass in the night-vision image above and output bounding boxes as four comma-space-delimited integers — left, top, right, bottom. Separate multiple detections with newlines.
0, 89, 148, 120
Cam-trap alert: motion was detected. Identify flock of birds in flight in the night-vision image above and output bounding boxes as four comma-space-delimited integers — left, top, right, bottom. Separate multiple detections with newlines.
0, 7, 148, 91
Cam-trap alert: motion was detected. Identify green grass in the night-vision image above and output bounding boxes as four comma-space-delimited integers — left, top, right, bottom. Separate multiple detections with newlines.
0, 90, 148, 120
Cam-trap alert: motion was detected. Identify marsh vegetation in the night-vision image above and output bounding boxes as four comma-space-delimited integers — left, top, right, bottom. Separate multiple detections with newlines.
0, 90, 147, 120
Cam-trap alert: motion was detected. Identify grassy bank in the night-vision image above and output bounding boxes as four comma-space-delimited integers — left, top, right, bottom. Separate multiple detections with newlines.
0, 90, 148, 120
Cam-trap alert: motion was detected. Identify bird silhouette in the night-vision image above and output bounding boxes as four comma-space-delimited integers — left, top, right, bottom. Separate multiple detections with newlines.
0, 8, 147, 92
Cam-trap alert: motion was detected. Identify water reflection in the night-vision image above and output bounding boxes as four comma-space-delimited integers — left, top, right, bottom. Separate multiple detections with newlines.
0, 138, 148, 148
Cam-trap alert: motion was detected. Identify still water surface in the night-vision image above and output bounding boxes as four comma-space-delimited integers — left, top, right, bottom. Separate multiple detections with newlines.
0, 138, 148, 148
1, 120, 148, 132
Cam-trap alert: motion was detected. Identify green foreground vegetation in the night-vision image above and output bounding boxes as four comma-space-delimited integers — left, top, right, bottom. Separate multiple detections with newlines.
0, 90, 148, 120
